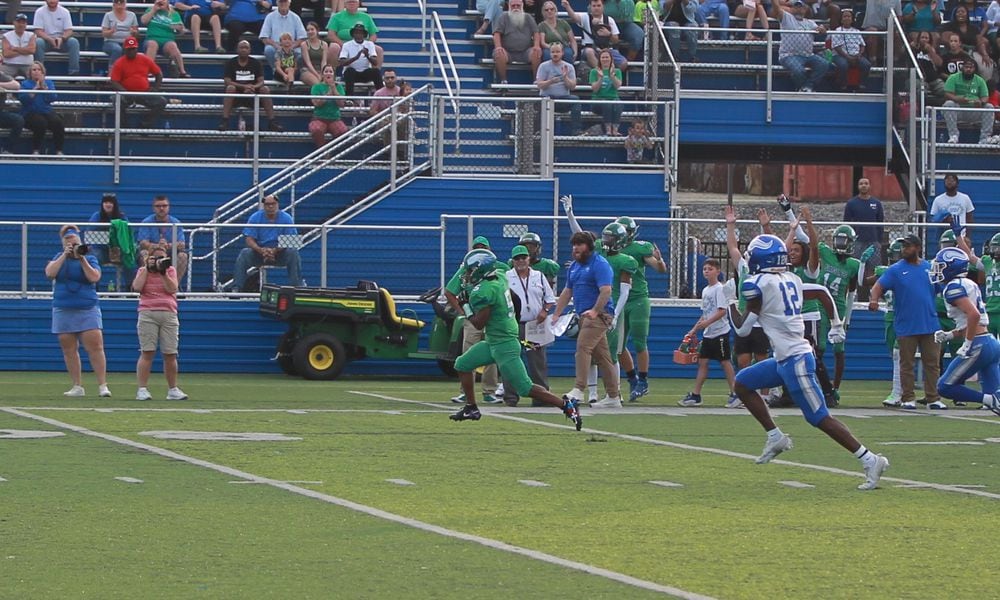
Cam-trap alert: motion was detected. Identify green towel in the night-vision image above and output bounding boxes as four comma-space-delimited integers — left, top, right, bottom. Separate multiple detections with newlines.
108, 219, 137, 269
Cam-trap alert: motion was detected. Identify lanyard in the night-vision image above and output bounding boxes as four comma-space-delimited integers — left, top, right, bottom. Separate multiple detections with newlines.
517, 272, 531, 317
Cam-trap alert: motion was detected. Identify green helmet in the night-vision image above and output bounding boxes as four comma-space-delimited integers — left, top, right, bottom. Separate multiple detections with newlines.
616, 216, 638, 244
989, 232, 1000, 260
519, 232, 542, 259
461, 249, 497, 288
939, 229, 957, 248
602, 222, 628, 253
832, 225, 856, 255
887, 238, 904, 262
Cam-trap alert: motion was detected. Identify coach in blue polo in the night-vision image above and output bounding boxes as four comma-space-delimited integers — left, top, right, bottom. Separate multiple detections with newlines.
868, 233, 942, 409
551, 230, 621, 403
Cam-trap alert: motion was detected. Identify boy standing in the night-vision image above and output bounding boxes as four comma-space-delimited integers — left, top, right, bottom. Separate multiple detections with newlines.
679, 259, 737, 407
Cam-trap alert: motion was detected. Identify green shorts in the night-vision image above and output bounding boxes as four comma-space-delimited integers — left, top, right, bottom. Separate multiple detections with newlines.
818, 312, 845, 354
454, 338, 533, 397
604, 318, 624, 363
884, 317, 896, 353
622, 295, 651, 352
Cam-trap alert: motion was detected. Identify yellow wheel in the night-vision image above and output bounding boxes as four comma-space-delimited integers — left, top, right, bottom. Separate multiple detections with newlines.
292, 333, 347, 380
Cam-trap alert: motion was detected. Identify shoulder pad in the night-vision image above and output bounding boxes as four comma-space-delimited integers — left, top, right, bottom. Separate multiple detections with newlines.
740, 278, 762, 300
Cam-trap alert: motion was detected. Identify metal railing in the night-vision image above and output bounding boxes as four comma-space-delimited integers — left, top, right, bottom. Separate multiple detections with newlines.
429, 10, 463, 155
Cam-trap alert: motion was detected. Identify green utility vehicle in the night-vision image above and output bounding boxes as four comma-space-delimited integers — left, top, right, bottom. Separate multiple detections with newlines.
259, 281, 464, 380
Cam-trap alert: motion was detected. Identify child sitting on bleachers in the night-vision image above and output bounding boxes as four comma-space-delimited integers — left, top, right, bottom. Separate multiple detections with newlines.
274, 32, 299, 91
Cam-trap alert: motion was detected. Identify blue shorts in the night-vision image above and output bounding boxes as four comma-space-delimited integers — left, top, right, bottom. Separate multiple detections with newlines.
735, 352, 830, 426
52, 305, 103, 334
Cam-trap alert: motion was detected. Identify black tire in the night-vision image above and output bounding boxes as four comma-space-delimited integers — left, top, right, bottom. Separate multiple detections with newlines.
292, 333, 347, 380
437, 358, 457, 378
276, 331, 298, 376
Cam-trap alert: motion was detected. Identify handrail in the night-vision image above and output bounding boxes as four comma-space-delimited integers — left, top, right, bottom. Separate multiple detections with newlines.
417, 0, 427, 50
429, 10, 461, 113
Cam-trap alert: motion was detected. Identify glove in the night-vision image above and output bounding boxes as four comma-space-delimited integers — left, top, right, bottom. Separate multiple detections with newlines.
777, 194, 792, 213
559, 194, 573, 212
955, 339, 972, 358
610, 316, 618, 330
933, 329, 954, 344
859, 244, 877, 263
949, 217, 965, 239
722, 278, 738, 305
827, 322, 847, 345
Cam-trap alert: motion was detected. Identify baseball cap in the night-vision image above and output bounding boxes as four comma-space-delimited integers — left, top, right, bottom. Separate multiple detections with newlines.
14, 13, 28, 21
472, 236, 491, 249
900, 234, 922, 247
123, 36, 139, 49
510, 245, 529, 259
791, 1, 806, 6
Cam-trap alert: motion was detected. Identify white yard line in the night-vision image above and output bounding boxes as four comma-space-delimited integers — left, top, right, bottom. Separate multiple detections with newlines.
352, 391, 1000, 501
0, 406, 713, 600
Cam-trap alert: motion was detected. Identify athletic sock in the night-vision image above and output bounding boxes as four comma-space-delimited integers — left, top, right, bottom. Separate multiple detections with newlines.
766, 427, 784, 442
854, 445, 877, 466
638, 371, 648, 381
625, 369, 637, 381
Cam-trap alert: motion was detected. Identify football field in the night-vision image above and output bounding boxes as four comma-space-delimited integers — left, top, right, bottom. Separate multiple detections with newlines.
2, 372, 998, 599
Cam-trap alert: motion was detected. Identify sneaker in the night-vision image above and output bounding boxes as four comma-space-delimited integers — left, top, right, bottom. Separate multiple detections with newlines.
450, 392, 466, 404
678, 392, 702, 407
947, 134, 959, 144
136, 387, 152, 401
588, 391, 600, 404
927, 400, 948, 410
882, 397, 902, 408
63, 385, 85, 397
858, 454, 889, 490
989, 391, 1000, 416
563, 399, 582, 431
166, 387, 189, 401
953, 399, 967, 407
725, 392, 743, 409
449, 404, 482, 422
562, 388, 584, 402
494, 383, 505, 397
631, 379, 649, 401
481, 393, 503, 405
901, 401, 917, 410
755, 433, 793, 464
590, 396, 623, 408
98, 384, 112, 398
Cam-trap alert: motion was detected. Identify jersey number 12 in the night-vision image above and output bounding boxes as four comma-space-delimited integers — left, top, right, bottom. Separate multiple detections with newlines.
779, 282, 801, 316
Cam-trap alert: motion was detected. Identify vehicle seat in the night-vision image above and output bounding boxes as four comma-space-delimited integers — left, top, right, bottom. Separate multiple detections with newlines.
380, 288, 425, 329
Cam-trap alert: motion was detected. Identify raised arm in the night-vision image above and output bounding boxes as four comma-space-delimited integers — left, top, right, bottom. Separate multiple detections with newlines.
725, 205, 742, 265
560, 194, 583, 234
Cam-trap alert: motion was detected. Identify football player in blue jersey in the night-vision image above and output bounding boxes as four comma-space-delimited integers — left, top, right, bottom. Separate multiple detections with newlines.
728, 234, 890, 490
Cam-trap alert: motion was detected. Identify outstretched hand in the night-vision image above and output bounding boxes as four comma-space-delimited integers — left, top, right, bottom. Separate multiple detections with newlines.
860, 243, 877, 263
725, 205, 736, 225
559, 194, 573, 213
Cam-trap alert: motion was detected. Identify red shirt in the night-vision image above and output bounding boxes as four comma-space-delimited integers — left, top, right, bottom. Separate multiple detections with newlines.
110, 54, 161, 92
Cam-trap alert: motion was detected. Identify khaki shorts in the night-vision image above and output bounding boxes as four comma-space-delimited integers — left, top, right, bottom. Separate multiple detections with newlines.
138, 310, 179, 354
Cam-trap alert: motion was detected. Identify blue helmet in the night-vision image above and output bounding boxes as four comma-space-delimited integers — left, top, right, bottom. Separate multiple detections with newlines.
930, 247, 969, 284
745, 234, 788, 274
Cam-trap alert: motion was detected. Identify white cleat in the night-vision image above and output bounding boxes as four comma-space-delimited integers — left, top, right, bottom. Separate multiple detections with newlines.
858, 454, 889, 490
63, 385, 85, 397
98, 384, 112, 398
136, 387, 152, 401
756, 434, 792, 464
590, 396, 623, 408
165, 387, 189, 401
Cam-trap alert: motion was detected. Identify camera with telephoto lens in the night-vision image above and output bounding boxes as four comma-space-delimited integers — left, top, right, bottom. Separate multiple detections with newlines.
71, 243, 89, 258
148, 256, 172, 274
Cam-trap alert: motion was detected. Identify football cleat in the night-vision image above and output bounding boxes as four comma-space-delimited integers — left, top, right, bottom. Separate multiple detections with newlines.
756, 434, 792, 464
449, 405, 482, 422
726, 392, 743, 409
989, 392, 1000, 416
631, 379, 649, 401
901, 401, 917, 410
927, 400, 948, 410
678, 392, 702, 407
882, 397, 902, 408
563, 399, 582, 430
858, 454, 889, 490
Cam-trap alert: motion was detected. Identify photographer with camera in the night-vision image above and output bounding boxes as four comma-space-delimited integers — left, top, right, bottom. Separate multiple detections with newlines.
45, 224, 111, 398
132, 245, 187, 401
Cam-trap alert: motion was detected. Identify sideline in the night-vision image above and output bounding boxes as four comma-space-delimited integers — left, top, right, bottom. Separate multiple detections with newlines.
0, 406, 714, 600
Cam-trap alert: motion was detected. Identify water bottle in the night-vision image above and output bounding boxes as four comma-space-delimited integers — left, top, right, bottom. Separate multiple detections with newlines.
238, 114, 246, 132
824, 39, 833, 63
679, 336, 690, 353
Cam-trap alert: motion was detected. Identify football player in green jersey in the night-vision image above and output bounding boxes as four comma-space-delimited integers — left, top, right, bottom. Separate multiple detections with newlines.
509, 232, 561, 289
865, 238, 904, 405
971, 232, 1000, 338
449, 249, 582, 429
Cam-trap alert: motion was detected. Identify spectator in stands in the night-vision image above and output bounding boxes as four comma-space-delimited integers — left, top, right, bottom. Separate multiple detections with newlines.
141, 0, 191, 78
291, 0, 324, 28
46, 224, 110, 399
0, 72, 24, 153
493, 0, 542, 85
233, 194, 302, 291
830, 9, 871, 91
942, 58, 995, 144
535, 42, 581, 134
368, 66, 400, 114
220, 39, 284, 131
308, 63, 347, 146
901, 0, 941, 44
772, 0, 829, 93
18, 61, 63, 155
137, 195, 189, 281
299, 20, 327, 87
698, 0, 731, 41
943, 5, 995, 81
861, 0, 901, 63
339, 23, 382, 97
325, 0, 381, 71
805, 0, 842, 25
2, 12, 35, 78
950, 0, 987, 22
273, 32, 299, 90
662, 0, 700, 61
101, 0, 138, 72
174, 0, 226, 54
604, 0, 643, 59
539, 1, 577, 63
133, 244, 187, 401
32, 0, 79, 76
502, 244, 557, 406
109, 36, 167, 129
931, 172, 975, 230
940, 31, 974, 78
260, 0, 306, 75
563, 0, 628, 70
987, 0, 1000, 57
843, 177, 885, 268
590, 48, 623, 135
475, 0, 504, 36
624, 118, 653, 163
734, 0, 769, 41
910, 30, 946, 104
224, 0, 270, 52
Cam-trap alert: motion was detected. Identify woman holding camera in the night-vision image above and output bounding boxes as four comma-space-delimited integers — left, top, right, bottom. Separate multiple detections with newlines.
45, 225, 111, 398
132, 246, 187, 401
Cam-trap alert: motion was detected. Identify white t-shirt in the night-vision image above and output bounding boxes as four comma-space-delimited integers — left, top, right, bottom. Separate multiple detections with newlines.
506, 268, 556, 323
2, 30, 36, 66
33, 5, 74, 37
930, 191, 975, 227
340, 39, 378, 71
741, 271, 813, 361
701, 281, 731, 339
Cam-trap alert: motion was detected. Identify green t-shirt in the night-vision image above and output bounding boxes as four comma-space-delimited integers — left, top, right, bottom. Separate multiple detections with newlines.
943, 72, 989, 102
817, 243, 860, 315
538, 19, 572, 46
982, 256, 1000, 314
874, 265, 894, 324
633, 0, 661, 23
601, 251, 639, 301
603, 0, 636, 24
589, 68, 622, 101
621, 240, 655, 297
326, 10, 378, 42
144, 8, 181, 44
794, 265, 821, 316
467, 276, 519, 344
311, 82, 345, 120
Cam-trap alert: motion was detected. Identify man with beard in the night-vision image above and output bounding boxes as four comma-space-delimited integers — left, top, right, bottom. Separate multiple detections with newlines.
941, 58, 994, 145
492, 0, 541, 84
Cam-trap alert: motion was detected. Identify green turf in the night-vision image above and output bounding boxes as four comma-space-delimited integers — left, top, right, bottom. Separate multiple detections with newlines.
2, 372, 998, 599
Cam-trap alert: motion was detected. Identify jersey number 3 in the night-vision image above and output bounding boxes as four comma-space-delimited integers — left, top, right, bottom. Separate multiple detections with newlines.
778, 282, 801, 316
